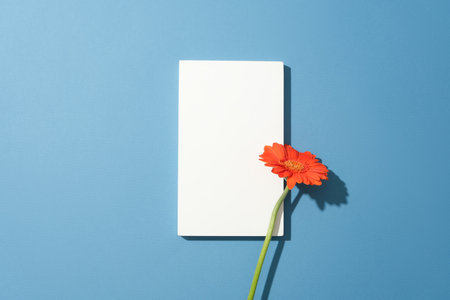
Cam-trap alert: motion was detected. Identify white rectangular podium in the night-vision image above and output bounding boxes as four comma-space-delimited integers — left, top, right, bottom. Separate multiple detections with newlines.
178, 60, 284, 236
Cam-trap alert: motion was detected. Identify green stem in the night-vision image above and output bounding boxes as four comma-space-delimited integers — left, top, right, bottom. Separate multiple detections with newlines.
247, 185, 290, 300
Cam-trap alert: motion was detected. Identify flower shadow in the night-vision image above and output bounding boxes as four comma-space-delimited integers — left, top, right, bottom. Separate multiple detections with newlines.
261, 169, 348, 299
288, 170, 348, 217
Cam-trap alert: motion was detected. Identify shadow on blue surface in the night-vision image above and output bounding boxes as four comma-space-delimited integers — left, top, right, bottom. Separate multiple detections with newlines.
262, 169, 348, 299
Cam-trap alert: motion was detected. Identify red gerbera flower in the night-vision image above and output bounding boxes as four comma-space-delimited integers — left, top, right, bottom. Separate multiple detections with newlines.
259, 143, 329, 189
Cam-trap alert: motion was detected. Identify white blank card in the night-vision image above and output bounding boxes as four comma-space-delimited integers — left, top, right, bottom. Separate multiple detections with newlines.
178, 60, 284, 236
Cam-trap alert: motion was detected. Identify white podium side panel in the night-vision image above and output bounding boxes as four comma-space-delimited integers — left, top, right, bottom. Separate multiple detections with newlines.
178, 60, 284, 236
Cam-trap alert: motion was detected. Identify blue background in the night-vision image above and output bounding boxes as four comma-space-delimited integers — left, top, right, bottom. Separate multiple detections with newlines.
1, 1, 449, 299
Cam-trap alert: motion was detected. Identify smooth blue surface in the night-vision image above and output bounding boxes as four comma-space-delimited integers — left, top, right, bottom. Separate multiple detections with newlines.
1, 1, 449, 299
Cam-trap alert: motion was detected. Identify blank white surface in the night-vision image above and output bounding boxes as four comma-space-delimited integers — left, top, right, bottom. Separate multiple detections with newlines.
178, 60, 284, 236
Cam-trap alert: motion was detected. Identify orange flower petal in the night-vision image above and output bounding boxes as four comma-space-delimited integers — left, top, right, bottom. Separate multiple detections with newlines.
271, 166, 287, 174
285, 145, 299, 160
286, 177, 297, 189
271, 143, 287, 161
277, 170, 292, 178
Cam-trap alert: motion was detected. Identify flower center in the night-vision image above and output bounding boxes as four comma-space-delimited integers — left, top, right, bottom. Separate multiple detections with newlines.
284, 160, 304, 172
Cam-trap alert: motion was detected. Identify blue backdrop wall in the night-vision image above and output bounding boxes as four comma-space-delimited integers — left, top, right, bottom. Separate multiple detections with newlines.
1, 1, 449, 299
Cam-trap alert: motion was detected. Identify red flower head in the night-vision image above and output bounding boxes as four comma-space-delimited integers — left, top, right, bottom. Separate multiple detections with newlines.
259, 143, 329, 189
